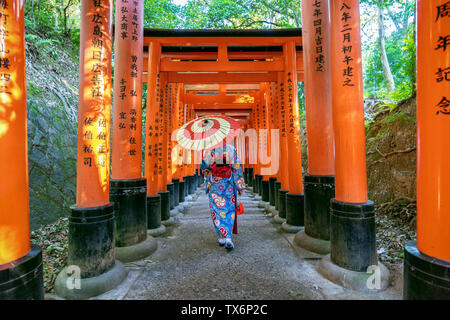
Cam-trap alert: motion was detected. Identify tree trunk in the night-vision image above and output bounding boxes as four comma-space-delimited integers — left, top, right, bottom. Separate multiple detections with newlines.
378, 6, 395, 92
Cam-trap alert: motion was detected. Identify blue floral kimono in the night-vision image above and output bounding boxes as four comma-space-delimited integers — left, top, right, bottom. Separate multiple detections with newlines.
202, 145, 246, 239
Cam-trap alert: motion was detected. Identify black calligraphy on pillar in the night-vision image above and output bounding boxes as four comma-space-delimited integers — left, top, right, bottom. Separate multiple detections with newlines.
120, 1, 128, 39
279, 81, 286, 138
340, 1, 355, 87
83, 0, 108, 167
312, 0, 325, 72
436, 1, 450, 21
167, 84, 173, 171
0, 0, 11, 94
435, 2, 450, 115
287, 73, 295, 135
131, 0, 139, 42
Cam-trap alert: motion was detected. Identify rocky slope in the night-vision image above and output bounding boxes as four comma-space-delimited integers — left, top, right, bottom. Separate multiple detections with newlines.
25, 29, 79, 229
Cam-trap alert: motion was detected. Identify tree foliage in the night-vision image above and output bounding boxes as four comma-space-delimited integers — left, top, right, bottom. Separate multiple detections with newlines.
360, 0, 416, 102
180, 0, 301, 29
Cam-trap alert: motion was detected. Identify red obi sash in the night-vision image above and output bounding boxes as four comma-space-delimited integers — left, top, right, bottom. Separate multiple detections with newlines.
210, 163, 232, 178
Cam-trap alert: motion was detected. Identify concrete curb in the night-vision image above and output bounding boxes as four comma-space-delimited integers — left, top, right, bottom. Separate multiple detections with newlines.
293, 230, 330, 255
273, 214, 286, 224
54, 261, 128, 300
161, 217, 175, 226
265, 204, 275, 214
281, 222, 304, 234
317, 254, 390, 292
178, 202, 190, 213
147, 225, 166, 237
115, 236, 158, 263
172, 212, 183, 223
258, 201, 267, 208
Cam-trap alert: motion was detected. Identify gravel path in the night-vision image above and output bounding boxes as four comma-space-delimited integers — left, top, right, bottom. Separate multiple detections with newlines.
98, 187, 402, 300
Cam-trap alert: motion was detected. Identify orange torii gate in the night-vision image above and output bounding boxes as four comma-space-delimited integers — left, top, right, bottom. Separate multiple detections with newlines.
1, 0, 449, 301
142, 30, 308, 248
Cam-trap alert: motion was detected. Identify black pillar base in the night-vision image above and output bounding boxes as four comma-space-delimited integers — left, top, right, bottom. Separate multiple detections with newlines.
304, 174, 335, 241
192, 174, 197, 190
158, 191, 171, 222
244, 168, 249, 185
167, 183, 175, 210
261, 180, 270, 202
110, 178, 147, 248
274, 181, 282, 209
179, 181, 185, 203
286, 193, 304, 227
197, 173, 202, 187
248, 168, 254, 187
258, 175, 263, 196
268, 177, 277, 206
188, 175, 196, 194
67, 203, 115, 278
172, 179, 180, 207
330, 199, 377, 272
403, 241, 450, 300
147, 194, 166, 238
0, 245, 44, 300
253, 174, 260, 194
278, 190, 289, 219
183, 176, 189, 197
147, 195, 161, 229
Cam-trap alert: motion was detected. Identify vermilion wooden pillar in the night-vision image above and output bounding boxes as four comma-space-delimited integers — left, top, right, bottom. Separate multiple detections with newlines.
253, 91, 263, 198
277, 72, 290, 192
265, 82, 278, 212
172, 84, 182, 180
55, 0, 128, 299
0, 0, 44, 299
158, 73, 168, 193
75, 2, 113, 208
166, 83, 176, 213
167, 84, 174, 184
258, 83, 271, 204
110, 0, 155, 262
320, 1, 388, 289
176, 84, 187, 205
281, 40, 305, 234
246, 108, 256, 189
259, 83, 269, 179
145, 41, 166, 236
182, 102, 192, 198
403, 0, 450, 299
269, 82, 280, 180
186, 104, 196, 196
275, 72, 290, 224
157, 73, 172, 224
295, 0, 336, 254
111, 0, 143, 181
270, 81, 284, 222
145, 41, 161, 197
171, 84, 181, 209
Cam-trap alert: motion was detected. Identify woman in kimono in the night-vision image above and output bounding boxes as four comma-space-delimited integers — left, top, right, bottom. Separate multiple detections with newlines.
201, 144, 246, 250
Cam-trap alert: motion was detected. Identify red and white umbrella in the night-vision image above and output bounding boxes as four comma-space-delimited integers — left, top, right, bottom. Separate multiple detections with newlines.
176, 116, 240, 151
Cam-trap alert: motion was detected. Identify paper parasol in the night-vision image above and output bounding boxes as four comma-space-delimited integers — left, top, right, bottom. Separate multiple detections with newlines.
176, 116, 240, 151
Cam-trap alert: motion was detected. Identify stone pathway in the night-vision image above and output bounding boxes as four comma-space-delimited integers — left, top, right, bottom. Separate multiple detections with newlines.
95, 186, 403, 300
